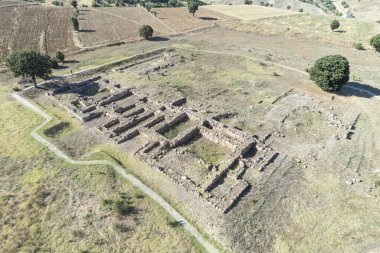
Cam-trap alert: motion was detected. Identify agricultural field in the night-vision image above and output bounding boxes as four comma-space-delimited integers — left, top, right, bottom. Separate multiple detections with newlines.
151, 7, 236, 32
204, 5, 297, 20
0, 5, 76, 61
77, 7, 174, 47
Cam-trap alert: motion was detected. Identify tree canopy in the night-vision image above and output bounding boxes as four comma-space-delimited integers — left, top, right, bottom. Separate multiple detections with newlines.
139, 25, 154, 40
330, 19, 340, 31
188, 1, 199, 18
370, 34, 380, 52
71, 16, 79, 31
309, 55, 350, 92
55, 51, 65, 62
5, 50, 52, 88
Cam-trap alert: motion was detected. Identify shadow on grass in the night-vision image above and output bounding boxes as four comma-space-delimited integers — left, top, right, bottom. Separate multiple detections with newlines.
339, 82, 380, 98
199, 16, 218, 20
79, 29, 96, 32
150, 36, 170, 42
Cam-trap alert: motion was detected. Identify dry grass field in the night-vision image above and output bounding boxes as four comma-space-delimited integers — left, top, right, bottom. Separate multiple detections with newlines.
77, 7, 174, 47
223, 13, 380, 48
0, 5, 76, 61
203, 5, 297, 20
341, 0, 380, 22
152, 7, 236, 32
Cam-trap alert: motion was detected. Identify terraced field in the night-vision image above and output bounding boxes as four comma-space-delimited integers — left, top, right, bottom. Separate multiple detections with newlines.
0, 5, 76, 61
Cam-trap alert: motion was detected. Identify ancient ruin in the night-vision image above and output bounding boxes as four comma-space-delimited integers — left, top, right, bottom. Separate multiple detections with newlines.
46, 75, 280, 213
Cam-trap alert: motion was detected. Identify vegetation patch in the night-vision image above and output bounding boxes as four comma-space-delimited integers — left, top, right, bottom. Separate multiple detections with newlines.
187, 135, 230, 164
43, 122, 70, 138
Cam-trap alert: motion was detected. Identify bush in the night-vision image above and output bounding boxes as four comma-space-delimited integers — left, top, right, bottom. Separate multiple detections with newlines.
299, 8, 303, 12
286, 5, 291, 9
70, 0, 77, 8
244, 0, 252, 4
353, 42, 364, 50
139, 25, 153, 39
71, 16, 79, 31
49, 58, 59, 69
113, 200, 136, 216
260, 1, 264, 5
330, 19, 340, 31
52, 0, 62, 6
264, 2, 269, 6
370, 34, 380, 52
309, 55, 350, 91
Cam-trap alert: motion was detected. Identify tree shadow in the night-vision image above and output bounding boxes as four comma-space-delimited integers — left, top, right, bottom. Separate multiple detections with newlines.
56, 65, 69, 70
198, 16, 218, 20
150, 36, 169, 42
334, 30, 346, 33
79, 29, 96, 32
339, 82, 380, 98
64, 60, 80, 64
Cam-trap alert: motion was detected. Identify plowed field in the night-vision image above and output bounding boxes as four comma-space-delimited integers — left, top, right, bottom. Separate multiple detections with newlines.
0, 5, 76, 61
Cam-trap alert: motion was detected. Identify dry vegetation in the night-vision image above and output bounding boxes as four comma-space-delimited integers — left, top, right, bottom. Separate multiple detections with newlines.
204, 5, 297, 21
223, 13, 380, 47
0, 79, 205, 252
152, 7, 236, 32
0, 5, 76, 61
77, 7, 173, 47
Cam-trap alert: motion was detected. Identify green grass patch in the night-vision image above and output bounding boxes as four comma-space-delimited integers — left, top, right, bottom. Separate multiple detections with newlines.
187, 135, 230, 164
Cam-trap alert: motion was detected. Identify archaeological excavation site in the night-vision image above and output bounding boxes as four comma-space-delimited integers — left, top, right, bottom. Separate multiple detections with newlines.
18, 46, 380, 252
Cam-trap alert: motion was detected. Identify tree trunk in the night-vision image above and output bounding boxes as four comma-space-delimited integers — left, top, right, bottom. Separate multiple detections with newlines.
32, 75, 37, 88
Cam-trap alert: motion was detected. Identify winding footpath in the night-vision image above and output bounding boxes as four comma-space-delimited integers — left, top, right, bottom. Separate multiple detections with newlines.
11, 92, 219, 253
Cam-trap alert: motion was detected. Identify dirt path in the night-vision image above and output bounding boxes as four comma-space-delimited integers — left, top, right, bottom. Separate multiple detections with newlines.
11, 91, 219, 253
175, 46, 380, 97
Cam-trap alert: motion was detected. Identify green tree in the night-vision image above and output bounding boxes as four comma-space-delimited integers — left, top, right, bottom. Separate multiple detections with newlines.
70, 0, 78, 8
5, 50, 52, 88
55, 51, 65, 62
71, 16, 79, 31
139, 25, 153, 39
309, 55, 350, 91
188, 1, 198, 18
370, 34, 380, 52
330, 19, 340, 31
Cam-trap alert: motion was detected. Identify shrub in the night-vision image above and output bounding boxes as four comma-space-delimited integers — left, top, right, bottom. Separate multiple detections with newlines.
286, 5, 291, 9
112, 223, 129, 233
49, 58, 59, 69
309, 55, 350, 91
113, 200, 135, 216
52, 0, 61, 6
370, 34, 380, 52
71, 16, 79, 31
330, 19, 340, 31
260, 1, 264, 5
244, 0, 252, 4
139, 25, 153, 39
264, 2, 269, 6
299, 8, 303, 12
353, 42, 364, 50
70, 0, 78, 8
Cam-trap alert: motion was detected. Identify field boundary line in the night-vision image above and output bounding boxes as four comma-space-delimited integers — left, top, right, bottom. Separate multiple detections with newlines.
12, 90, 219, 253
144, 8, 177, 34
